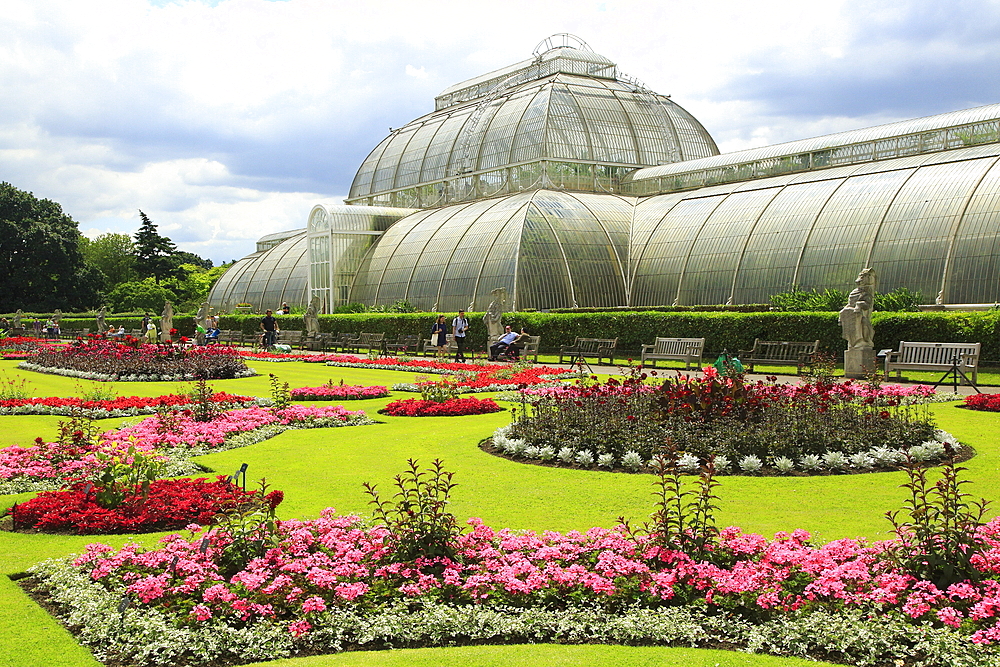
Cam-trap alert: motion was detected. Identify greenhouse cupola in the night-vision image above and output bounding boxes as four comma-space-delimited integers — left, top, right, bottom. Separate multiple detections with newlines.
346, 34, 719, 209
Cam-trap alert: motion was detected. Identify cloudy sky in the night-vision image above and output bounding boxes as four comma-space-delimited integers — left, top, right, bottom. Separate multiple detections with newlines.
4, 0, 1000, 264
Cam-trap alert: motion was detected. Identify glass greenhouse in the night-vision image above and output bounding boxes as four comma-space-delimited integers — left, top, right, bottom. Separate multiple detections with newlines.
210, 35, 1000, 312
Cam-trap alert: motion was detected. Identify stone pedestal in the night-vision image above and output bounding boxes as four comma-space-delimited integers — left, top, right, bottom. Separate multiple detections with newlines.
844, 346, 876, 379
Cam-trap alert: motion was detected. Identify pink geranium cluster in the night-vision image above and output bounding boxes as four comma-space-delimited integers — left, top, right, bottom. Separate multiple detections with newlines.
102, 405, 367, 451
70, 511, 1000, 643
0, 405, 367, 484
0, 436, 165, 484
290, 384, 389, 400
381, 397, 502, 416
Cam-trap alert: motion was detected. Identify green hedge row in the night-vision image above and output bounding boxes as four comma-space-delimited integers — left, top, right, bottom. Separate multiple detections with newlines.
46, 311, 1000, 362
207, 311, 1000, 361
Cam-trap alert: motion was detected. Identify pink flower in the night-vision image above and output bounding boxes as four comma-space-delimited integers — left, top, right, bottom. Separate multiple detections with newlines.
288, 619, 311, 637
300, 596, 326, 613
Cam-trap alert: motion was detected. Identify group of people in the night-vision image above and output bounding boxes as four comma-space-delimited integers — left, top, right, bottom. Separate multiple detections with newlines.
430, 310, 529, 362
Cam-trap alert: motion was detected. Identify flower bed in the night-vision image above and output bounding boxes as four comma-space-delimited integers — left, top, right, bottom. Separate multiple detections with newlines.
22, 338, 254, 381
0, 392, 259, 417
965, 393, 1000, 412
290, 384, 389, 400
0, 405, 374, 495
5, 477, 283, 534
23, 511, 1000, 666
500, 370, 947, 474
381, 397, 502, 417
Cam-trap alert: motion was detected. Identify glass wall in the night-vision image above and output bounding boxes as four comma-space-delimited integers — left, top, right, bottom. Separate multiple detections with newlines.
631, 143, 1000, 306
207, 232, 309, 312
349, 190, 632, 311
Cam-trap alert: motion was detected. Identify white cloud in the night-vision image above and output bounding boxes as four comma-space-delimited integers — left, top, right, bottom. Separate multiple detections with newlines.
405, 65, 429, 79
2, 0, 1000, 263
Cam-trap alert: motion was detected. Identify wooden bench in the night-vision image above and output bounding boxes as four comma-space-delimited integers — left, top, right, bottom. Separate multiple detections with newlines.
558, 337, 617, 366
738, 339, 820, 375
422, 334, 456, 356
385, 334, 419, 355
640, 337, 705, 370
884, 341, 981, 384
280, 330, 303, 347
344, 332, 385, 355
488, 334, 541, 363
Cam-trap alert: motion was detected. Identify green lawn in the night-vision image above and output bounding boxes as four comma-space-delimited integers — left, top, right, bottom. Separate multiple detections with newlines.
2, 358, 995, 667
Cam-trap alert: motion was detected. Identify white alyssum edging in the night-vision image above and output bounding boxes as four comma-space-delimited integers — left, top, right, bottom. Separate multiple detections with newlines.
27, 555, 997, 667
491, 424, 966, 475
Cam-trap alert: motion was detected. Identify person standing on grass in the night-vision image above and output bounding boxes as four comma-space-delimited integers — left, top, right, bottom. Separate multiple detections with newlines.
452, 309, 469, 362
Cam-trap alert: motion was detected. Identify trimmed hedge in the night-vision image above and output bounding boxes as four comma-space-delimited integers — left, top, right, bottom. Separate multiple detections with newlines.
42, 311, 1000, 361
199, 311, 1000, 361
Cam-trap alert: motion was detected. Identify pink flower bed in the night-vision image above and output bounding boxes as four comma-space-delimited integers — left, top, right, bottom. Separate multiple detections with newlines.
102, 405, 368, 451
68, 511, 1000, 643
0, 405, 368, 485
290, 384, 389, 400
381, 397, 502, 416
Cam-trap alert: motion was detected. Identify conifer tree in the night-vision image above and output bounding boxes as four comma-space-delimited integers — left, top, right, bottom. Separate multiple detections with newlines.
133, 210, 179, 283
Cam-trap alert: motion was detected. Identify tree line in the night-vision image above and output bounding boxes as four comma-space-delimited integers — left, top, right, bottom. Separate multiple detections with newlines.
0, 182, 230, 313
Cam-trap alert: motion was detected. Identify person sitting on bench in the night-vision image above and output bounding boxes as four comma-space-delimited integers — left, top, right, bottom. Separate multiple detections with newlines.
490, 326, 527, 361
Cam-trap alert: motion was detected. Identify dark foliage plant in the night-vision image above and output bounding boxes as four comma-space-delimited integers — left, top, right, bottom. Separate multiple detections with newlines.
619, 447, 721, 564
883, 450, 992, 589
363, 458, 463, 564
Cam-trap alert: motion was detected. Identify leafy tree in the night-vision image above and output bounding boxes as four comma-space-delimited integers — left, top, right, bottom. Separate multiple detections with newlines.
134, 210, 180, 284
166, 263, 229, 309
81, 233, 138, 290
0, 181, 102, 311
174, 251, 213, 270
106, 278, 178, 313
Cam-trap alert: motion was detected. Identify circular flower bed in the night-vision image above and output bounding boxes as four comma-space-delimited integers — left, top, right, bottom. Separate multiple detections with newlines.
290, 384, 389, 400
4, 477, 284, 534
381, 397, 502, 417
22, 338, 254, 381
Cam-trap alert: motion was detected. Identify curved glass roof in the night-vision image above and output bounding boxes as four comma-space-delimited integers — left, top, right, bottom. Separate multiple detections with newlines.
207, 230, 309, 312
349, 190, 634, 311
348, 44, 717, 208
629, 142, 1000, 306
623, 103, 1000, 195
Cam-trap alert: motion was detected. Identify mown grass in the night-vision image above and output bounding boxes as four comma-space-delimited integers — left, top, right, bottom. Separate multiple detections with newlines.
0, 358, 994, 667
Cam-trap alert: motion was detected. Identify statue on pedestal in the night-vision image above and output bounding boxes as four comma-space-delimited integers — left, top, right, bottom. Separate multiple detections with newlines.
160, 301, 174, 342
483, 287, 508, 340
303, 295, 321, 336
96, 306, 107, 335
12, 309, 22, 329
839, 268, 876, 377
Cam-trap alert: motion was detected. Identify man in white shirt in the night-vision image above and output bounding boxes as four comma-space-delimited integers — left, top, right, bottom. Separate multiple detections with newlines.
490, 326, 526, 361
452, 309, 469, 362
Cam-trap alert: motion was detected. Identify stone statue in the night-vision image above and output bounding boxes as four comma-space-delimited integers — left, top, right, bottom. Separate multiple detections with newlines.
96, 306, 107, 335
196, 302, 209, 329
12, 309, 22, 329
160, 301, 174, 342
193, 317, 206, 346
483, 287, 508, 340
52, 309, 62, 325
839, 268, 876, 377
303, 295, 321, 336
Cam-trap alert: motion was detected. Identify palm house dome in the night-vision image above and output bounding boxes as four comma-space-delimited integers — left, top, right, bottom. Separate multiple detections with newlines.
347, 34, 718, 209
